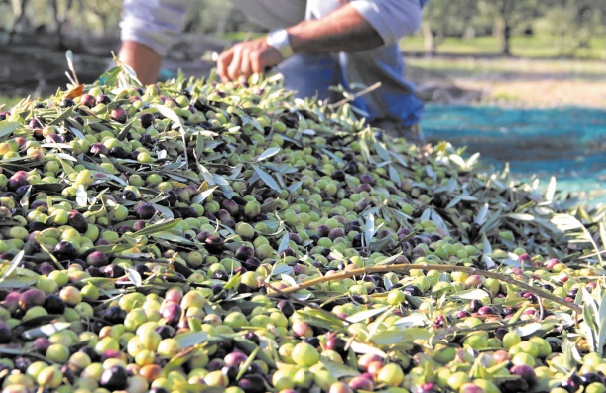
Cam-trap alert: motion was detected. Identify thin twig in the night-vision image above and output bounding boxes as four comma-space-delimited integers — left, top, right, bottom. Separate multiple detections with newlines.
329, 82, 382, 109
278, 263, 582, 312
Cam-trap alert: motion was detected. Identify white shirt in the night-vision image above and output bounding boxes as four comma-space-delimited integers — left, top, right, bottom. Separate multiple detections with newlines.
120, 0, 425, 57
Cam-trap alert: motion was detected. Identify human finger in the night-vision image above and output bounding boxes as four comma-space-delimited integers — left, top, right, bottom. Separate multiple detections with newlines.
240, 48, 252, 80
227, 46, 243, 81
217, 49, 234, 83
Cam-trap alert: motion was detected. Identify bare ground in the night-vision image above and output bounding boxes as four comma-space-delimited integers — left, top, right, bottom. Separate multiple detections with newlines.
407, 56, 606, 108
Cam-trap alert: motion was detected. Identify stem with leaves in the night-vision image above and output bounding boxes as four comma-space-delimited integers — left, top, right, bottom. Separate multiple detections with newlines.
278, 263, 582, 312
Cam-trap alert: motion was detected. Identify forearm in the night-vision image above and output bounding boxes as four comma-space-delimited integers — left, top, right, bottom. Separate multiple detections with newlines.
288, 4, 384, 53
118, 41, 163, 86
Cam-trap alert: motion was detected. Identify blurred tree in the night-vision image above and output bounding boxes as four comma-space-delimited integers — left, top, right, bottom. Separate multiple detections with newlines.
537, 0, 606, 56
5, 0, 30, 43
477, 0, 543, 55
421, 0, 479, 53
73, 0, 123, 37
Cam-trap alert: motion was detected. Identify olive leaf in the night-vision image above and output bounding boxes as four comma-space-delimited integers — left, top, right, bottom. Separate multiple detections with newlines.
251, 164, 282, 192
127, 269, 142, 287
449, 288, 491, 302
318, 358, 360, 378
552, 213, 603, 264
256, 147, 281, 161
236, 346, 259, 381
22, 322, 72, 340
296, 309, 347, 333
347, 306, 391, 324
277, 233, 290, 254
370, 328, 432, 345
1, 250, 26, 281
0, 122, 20, 140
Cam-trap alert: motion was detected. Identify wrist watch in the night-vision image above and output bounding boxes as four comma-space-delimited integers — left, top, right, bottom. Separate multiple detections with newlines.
266, 29, 294, 59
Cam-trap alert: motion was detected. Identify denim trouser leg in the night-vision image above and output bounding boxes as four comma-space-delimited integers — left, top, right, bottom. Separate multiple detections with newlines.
339, 45, 425, 126
279, 47, 425, 127
277, 53, 340, 101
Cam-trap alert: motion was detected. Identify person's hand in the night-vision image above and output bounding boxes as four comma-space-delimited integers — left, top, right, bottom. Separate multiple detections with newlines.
217, 37, 284, 83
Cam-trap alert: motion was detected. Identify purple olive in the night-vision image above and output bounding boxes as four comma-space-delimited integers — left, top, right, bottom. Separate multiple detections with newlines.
101, 264, 125, 279
137, 204, 156, 219
8, 173, 28, 192
110, 108, 128, 124
242, 257, 261, 270
348, 375, 374, 391
96, 239, 111, 246
328, 228, 345, 241
477, 306, 495, 316
3, 291, 21, 313
204, 235, 224, 254
356, 183, 372, 193
280, 248, 296, 258
359, 173, 375, 184
109, 146, 129, 159
206, 358, 225, 372
60, 98, 75, 108
68, 210, 88, 233
32, 337, 51, 353
19, 288, 46, 310
96, 94, 112, 105
277, 300, 296, 318
157, 190, 177, 206
102, 306, 126, 324
235, 245, 255, 261
155, 325, 175, 340
29, 117, 43, 129
90, 142, 109, 156
0, 322, 11, 343
53, 240, 77, 260
560, 375, 583, 393
580, 372, 603, 385
44, 294, 66, 314
196, 230, 213, 242
173, 206, 198, 218
501, 378, 529, 393
510, 364, 536, 383
133, 220, 146, 231
80, 94, 96, 108
221, 199, 239, 216
14, 356, 32, 372
324, 334, 347, 356
86, 251, 109, 268
35, 262, 55, 276
238, 373, 267, 393
101, 349, 124, 362
139, 113, 156, 128
161, 302, 182, 326
99, 365, 128, 390
316, 224, 331, 237
224, 351, 248, 367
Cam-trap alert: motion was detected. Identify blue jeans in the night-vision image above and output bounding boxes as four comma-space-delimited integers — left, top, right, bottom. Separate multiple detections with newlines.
277, 46, 425, 127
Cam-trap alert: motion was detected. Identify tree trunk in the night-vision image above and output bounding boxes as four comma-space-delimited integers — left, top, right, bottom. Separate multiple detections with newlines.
8, 0, 30, 44
501, 20, 511, 55
493, 15, 511, 56
422, 23, 435, 55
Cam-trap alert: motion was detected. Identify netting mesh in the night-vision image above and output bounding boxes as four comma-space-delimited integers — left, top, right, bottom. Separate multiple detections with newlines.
421, 105, 606, 203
